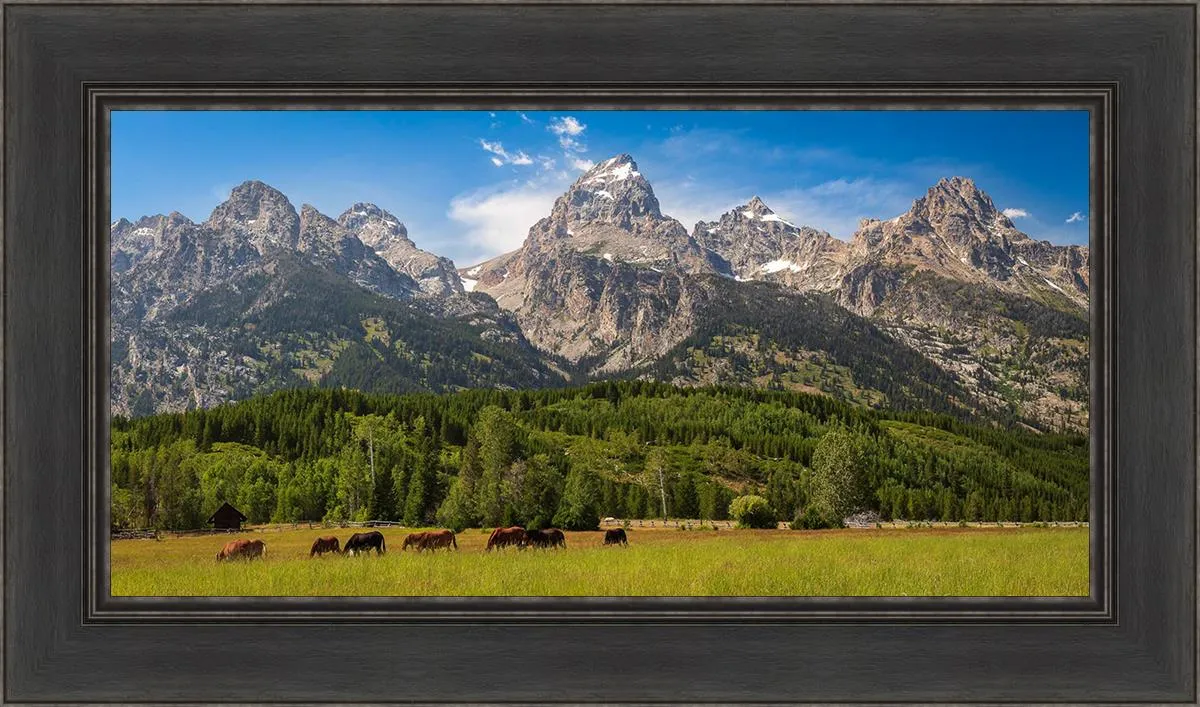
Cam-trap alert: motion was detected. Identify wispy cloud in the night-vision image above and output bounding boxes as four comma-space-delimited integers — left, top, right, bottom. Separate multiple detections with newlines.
519, 113, 536, 126
1065, 211, 1087, 224
549, 116, 589, 158
448, 175, 572, 263
1002, 208, 1031, 219
480, 139, 533, 168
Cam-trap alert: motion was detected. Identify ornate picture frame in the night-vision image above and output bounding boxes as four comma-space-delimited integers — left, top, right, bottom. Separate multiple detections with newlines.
5, 2, 1195, 703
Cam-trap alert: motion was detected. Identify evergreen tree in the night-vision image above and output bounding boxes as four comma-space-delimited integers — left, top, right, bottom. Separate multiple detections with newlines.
553, 465, 600, 530
403, 417, 439, 525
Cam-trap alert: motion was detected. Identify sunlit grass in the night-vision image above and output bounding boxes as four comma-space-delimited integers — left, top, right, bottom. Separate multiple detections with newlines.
111, 526, 1089, 597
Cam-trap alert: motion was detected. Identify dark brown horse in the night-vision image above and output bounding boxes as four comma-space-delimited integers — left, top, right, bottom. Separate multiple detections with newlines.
343, 531, 386, 555
309, 536, 340, 557
216, 538, 266, 561
603, 528, 628, 546
486, 526, 525, 551
523, 528, 566, 549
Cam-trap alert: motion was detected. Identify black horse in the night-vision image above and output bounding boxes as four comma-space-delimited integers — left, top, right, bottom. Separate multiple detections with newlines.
603, 528, 628, 546
523, 528, 566, 549
342, 530, 386, 556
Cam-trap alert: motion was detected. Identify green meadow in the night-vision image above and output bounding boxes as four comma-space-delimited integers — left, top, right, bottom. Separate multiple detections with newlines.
111, 525, 1089, 597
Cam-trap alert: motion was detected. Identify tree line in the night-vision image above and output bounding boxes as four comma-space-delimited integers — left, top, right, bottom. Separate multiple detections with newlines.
110, 382, 1089, 532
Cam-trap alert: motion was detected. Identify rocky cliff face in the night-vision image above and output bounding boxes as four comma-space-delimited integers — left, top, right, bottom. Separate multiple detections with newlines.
465, 155, 721, 370
841, 177, 1088, 314
338, 203, 464, 296
463, 162, 1090, 431
110, 181, 557, 416
113, 163, 1090, 432
693, 196, 849, 291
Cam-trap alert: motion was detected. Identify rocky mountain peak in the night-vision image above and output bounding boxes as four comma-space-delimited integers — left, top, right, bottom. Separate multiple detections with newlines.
694, 197, 846, 289
910, 176, 1005, 229
335, 202, 462, 296
337, 203, 411, 248
557, 153, 663, 225
165, 211, 194, 229
206, 180, 301, 248
743, 195, 772, 215
299, 203, 342, 235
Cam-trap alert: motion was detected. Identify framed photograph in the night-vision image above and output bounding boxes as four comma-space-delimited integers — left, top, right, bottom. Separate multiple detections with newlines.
5, 1, 1195, 704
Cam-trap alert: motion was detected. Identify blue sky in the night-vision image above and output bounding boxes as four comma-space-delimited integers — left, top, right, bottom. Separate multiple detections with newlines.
112, 110, 1090, 266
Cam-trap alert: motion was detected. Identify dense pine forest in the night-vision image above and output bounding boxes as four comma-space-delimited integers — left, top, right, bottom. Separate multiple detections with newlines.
110, 382, 1089, 532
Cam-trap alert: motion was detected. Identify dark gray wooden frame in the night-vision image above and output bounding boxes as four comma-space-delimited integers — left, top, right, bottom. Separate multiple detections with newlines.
4, 2, 1196, 704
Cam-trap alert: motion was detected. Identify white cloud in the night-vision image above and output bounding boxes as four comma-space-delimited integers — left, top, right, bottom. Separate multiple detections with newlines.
1065, 211, 1087, 224
448, 178, 569, 263
519, 113, 536, 125
480, 139, 533, 168
549, 116, 588, 154
1002, 208, 1030, 219
480, 139, 507, 158
569, 157, 595, 171
549, 116, 586, 137
538, 156, 556, 171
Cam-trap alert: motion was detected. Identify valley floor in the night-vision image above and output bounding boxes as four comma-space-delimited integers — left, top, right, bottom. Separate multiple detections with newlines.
111, 525, 1088, 597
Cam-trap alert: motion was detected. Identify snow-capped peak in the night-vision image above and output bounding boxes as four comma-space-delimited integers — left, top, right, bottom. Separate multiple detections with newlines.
583, 154, 642, 185
735, 197, 798, 228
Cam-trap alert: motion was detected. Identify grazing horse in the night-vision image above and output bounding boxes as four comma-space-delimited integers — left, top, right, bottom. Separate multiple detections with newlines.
523, 528, 566, 549
342, 530, 386, 556
401, 532, 429, 551
309, 536, 340, 557
216, 538, 266, 561
486, 526, 525, 551
419, 529, 458, 551
603, 528, 628, 546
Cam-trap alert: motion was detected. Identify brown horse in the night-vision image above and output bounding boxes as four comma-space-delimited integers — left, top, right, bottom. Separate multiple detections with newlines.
419, 529, 458, 551
486, 526, 525, 551
216, 538, 266, 561
309, 536, 340, 557
401, 532, 429, 551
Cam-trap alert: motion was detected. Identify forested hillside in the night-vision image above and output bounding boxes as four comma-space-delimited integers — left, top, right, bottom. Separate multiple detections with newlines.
111, 383, 1089, 531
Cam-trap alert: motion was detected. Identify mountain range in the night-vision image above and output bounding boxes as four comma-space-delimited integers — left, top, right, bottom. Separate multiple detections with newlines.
111, 154, 1089, 431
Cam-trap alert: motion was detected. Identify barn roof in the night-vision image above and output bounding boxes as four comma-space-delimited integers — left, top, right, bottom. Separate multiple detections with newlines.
208, 502, 247, 523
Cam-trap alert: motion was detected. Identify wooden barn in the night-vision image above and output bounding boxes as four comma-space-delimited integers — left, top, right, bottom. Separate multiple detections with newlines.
208, 502, 247, 530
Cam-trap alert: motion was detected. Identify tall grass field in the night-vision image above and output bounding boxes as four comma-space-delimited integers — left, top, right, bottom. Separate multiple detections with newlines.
111, 525, 1088, 596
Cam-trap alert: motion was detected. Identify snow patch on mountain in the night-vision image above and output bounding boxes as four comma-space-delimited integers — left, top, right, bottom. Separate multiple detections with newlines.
761, 259, 803, 274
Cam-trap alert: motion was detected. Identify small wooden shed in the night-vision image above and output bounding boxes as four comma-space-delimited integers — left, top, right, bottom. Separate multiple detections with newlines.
208, 502, 248, 530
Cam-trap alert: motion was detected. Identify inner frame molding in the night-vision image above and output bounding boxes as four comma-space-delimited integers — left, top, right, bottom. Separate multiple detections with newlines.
86, 83, 1113, 624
